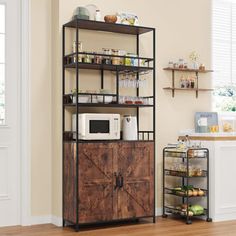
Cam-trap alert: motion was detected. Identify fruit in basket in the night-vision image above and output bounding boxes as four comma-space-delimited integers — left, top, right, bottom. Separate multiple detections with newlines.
181, 204, 188, 210
173, 187, 182, 191
188, 211, 194, 217
189, 205, 204, 215
186, 190, 193, 196
192, 189, 198, 196
198, 189, 205, 196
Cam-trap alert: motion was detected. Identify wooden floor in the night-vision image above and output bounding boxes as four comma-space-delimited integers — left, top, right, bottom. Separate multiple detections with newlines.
1, 217, 236, 236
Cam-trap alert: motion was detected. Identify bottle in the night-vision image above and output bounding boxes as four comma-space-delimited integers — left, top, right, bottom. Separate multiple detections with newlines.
95, 10, 101, 21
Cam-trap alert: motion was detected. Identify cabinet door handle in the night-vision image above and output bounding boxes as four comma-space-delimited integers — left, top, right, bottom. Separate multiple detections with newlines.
118, 173, 124, 188
114, 172, 119, 190
120, 175, 124, 188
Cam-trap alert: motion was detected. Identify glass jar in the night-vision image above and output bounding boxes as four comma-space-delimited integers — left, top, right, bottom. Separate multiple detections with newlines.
102, 48, 111, 64
168, 61, 174, 68
94, 54, 102, 64
131, 54, 138, 66
180, 75, 185, 88
72, 41, 83, 63
125, 54, 132, 66
119, 50, 126, 65
83, 53, 92, 63
178, 58, 184, 69
190, 77, 195, 88
112, 49, 120, 65
125, 53, 138, 66
72, 41, 82, 53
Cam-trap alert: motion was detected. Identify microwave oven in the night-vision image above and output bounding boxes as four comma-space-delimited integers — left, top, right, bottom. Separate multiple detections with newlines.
72, 113, 120, 140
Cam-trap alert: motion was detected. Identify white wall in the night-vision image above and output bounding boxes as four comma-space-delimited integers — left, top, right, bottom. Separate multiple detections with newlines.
31, 0, 52, 216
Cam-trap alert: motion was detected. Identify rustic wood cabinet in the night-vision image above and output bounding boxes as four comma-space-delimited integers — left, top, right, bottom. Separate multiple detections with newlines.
63, 141, 154, 224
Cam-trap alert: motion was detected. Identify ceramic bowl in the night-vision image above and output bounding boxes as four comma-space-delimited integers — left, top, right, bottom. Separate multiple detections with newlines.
97, 96, 113, 104
73, 95, 90, 104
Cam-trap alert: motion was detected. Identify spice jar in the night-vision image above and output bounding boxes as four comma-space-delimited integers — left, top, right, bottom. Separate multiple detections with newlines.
112, 49, 120, 65
72, 41, 83, 63
83, 53, 92, 63
102, 48, 111, 64
168, 61, 174, 68
180, 75, 185, 88
178, 58, 184, 69
199, 64, 206, 71
131, 54, 138, 66
190, 77, 195, 88
119, 50, 126, 65
125, 54, 132, 66
94, 54, 102, 64
72, 41, 83, 53
184, 62, 188, 69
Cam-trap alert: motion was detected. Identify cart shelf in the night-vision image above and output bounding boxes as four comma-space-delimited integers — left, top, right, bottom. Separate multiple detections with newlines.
162, 147, 211, 224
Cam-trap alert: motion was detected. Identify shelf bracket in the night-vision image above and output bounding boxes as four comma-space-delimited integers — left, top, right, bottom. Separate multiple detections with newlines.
101, 69, 104, 89
196, 71, 199, 98
172, 70, 175, 97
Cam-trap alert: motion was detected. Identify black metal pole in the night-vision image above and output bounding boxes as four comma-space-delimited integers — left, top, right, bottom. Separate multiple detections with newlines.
186, 149, 191, 224
172, 70, 175, 97
136, 34, 139, 136
62, 25, 65, 228
162, 148, 166, 217
207, 148, 210, 220
153, 29, 156, 223
101, 69, 104, 89
116, 69, 119, 104
75, 20, 79, 232
196, 71, 199, 98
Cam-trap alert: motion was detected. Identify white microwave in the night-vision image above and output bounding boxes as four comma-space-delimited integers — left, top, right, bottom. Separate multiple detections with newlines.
72, 113, 120, 140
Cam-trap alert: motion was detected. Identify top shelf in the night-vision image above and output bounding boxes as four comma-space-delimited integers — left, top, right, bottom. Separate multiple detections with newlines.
163, 67, 213, 73
63, 19, 155, 35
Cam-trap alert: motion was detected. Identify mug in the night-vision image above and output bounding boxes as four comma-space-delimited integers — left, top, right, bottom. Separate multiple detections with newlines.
198, 117, 207, 126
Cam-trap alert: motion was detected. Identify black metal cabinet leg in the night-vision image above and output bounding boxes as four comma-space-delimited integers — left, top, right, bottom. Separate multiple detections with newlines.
153, 216, 156, 223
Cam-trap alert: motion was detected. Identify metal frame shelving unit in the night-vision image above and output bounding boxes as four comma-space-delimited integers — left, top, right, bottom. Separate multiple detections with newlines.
62, 19, 156, 231
162, 147, 212, 224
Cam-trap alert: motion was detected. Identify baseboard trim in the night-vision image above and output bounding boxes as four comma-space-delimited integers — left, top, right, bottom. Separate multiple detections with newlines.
51, 215, 63, 226
31, 215, 52, 225
213, 213, 236, 222
31, 210, 162, 227
156, 207, 162, 216
31, 215, 62, 226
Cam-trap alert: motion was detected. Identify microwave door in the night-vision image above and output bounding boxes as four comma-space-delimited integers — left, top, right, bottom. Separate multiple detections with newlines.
89, 120, 110, 138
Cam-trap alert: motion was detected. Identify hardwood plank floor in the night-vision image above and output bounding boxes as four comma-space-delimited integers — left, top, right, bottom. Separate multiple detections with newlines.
1, 217, 236, 236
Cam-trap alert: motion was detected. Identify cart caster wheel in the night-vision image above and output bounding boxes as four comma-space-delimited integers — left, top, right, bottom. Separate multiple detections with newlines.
162, 214, 168, 218
207, 218, 212, 222
186, 220, 192, 225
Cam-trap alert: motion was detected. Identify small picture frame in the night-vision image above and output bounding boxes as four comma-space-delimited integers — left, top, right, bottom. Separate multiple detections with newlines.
195, 112, 218, 133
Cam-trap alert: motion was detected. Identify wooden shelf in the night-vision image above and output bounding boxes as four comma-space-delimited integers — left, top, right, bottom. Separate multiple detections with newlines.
64, 103, 154, 108
63, 19, 155, 35
64, 62, 153, 72
163, 67, 213, 98
163, 67, 213, 73
163, 87, 214, 92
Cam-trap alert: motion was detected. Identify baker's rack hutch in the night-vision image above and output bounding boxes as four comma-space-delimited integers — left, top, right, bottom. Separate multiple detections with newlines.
62, 19, 156, 231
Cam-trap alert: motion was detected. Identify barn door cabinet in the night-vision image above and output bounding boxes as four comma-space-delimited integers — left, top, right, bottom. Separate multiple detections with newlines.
63, 141, 154, 224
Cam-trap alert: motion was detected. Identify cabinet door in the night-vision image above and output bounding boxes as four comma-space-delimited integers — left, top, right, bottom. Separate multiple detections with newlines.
116, 142, 154, 219
78, 143, 116, 223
